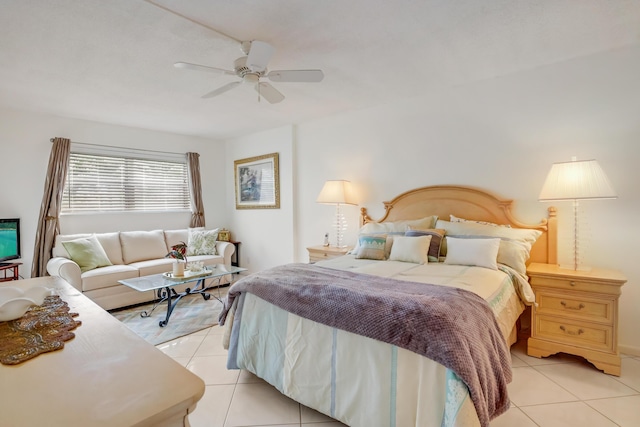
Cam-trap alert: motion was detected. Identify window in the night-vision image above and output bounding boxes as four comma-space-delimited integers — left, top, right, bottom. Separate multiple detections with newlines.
62, 152, 190, 213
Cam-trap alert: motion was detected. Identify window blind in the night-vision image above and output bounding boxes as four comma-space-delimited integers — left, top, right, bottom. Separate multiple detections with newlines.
62, 152, 190, 213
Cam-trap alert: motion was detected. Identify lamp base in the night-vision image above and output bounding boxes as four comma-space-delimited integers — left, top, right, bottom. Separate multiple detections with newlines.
557, 264, 592, 272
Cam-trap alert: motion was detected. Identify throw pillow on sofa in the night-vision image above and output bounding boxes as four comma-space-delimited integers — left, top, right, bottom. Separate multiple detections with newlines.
62, 235, 113, 272
187, 228, 219, 256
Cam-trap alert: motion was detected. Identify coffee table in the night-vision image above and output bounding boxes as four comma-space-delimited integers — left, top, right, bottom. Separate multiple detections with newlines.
118, 264, 246, 327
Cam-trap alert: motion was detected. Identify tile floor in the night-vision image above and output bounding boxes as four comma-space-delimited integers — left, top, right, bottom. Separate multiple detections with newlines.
157, 327, 640, 427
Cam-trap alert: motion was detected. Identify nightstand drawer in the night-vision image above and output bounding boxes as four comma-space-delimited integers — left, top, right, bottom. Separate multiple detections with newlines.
536, 292, 614, 324
534, 315, 614, 352
530, 276, 620, 296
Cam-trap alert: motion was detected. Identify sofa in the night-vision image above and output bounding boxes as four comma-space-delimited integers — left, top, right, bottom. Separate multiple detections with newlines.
46, 229, 235, 310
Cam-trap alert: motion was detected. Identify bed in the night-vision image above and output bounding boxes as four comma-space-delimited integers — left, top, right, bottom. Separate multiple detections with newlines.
220, 185, 557, 427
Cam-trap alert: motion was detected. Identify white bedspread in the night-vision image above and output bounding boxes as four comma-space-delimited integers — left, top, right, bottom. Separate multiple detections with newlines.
225, 257, 529, 426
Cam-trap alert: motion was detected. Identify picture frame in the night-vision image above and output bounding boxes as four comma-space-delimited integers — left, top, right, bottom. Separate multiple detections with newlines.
234, 152, 280, 209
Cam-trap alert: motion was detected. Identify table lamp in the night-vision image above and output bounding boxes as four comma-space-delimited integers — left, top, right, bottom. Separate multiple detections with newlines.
539, 157, 617, 270
316, 180, 357, 247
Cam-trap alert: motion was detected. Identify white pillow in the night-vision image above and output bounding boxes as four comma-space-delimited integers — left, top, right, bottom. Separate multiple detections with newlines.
436, 220, 542, 274
444, 237, 500, 270
388, 235, 432, 264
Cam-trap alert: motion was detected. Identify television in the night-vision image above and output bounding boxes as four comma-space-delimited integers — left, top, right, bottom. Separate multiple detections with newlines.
0, 218, 21, 265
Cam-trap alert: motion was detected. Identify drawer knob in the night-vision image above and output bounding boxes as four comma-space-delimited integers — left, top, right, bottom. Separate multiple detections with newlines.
560, 301, 585, 311
569, 281, 576, 287
559, 325, 584, 336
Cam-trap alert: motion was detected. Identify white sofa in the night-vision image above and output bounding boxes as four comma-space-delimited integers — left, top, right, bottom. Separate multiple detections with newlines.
46, 229, 235, 310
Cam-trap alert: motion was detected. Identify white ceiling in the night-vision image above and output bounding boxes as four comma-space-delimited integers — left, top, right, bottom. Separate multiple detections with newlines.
1, 0, 639, 140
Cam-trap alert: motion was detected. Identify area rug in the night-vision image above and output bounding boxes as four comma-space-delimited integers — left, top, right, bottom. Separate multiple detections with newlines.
109, 290, 226, 346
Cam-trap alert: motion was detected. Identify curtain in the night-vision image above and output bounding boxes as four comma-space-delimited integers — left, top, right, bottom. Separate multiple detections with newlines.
187, 152, 205, 228
31, 137, 71, 277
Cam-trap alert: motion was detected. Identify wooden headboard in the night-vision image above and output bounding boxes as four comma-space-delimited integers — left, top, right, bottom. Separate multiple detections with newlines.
360, 185, 557, 265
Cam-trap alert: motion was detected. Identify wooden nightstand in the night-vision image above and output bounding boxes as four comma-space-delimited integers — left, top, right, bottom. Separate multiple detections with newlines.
307, 245, 352, 263
526, 262, 627, 376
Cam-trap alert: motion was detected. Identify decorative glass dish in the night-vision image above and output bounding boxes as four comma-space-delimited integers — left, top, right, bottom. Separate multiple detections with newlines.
0, 286, 53, 322
161, 267, 212, 281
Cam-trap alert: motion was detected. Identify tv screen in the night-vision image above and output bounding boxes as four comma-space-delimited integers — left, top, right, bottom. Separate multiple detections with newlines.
0, 218, 21, 263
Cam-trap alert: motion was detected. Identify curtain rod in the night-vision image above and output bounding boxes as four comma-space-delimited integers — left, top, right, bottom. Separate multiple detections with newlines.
50, 138, 186, 156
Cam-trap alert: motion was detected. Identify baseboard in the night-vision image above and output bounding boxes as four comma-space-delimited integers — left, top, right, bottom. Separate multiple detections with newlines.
619, 344, 640, 357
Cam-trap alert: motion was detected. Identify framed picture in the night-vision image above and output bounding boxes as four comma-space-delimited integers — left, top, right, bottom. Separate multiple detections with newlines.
234, 152, 280, 209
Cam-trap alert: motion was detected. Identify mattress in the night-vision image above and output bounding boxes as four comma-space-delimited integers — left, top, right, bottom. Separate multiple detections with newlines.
224, 257, 529, 426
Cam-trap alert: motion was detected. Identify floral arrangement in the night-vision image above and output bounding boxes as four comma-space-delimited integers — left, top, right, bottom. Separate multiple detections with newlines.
166, 241, 188, 263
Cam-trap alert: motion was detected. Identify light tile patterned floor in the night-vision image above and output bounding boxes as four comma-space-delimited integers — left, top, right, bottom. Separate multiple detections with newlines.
157, 327, 640, 427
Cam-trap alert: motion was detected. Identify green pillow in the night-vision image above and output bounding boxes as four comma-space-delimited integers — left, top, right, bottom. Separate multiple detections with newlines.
62, 235, 113, 272
355, 235, 387, 260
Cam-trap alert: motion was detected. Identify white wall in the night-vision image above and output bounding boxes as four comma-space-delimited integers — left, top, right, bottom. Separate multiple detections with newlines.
0, 108, 227, 278
229, 46, 640, 354
225, 125, 296, 273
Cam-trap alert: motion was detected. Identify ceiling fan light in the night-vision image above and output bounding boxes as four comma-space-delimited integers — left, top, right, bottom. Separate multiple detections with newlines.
244, 74, 259, 85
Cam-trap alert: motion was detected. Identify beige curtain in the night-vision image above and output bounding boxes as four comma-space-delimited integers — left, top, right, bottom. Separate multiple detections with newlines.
187, 152, 205, 228
31, 137, 70, 278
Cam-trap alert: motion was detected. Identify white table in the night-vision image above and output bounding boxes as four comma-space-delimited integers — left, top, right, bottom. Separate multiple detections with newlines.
0, 276, 205, 426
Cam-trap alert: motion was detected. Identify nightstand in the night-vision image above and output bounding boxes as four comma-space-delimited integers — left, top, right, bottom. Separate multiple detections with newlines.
526, 262, 627, 376
307, 245, 352, 263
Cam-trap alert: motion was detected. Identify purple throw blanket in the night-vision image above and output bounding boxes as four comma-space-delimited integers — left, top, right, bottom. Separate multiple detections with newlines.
219, 263, 511, 426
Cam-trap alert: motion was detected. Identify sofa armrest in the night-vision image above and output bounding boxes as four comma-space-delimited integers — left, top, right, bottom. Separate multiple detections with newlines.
47, 257, 82, 291
216, 241, 235, 265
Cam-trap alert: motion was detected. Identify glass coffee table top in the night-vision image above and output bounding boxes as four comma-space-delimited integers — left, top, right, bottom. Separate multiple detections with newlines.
118, 264, 246, 292
118, 264, 247, 327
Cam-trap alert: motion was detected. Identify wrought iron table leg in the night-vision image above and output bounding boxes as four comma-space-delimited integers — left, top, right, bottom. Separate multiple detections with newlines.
159, 287, 187, 327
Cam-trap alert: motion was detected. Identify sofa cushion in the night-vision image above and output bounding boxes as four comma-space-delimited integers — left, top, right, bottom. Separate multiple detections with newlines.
62, 235, 113, 273
95, 232, 124, 265
129, 258, 175, 277
81, 264, 139, 292
120, 230, 168, 264
164, 229, 189, 252
53, 233, 92, 258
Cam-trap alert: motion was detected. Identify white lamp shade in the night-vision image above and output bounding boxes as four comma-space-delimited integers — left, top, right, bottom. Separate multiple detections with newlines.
316, 180, 357, 205
539, 159, 617, 201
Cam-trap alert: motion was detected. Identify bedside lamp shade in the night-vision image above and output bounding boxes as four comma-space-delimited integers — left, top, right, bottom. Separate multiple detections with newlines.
316, 180, 357, 248
316, 180, 357, 205
539, 159, 617, 201
539, 158, 616, 270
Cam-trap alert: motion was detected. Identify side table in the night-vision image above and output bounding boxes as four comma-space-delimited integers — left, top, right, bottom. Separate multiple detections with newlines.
527, 262, 627, 376
307, 245, 352, 263
0, 262, 21, 282
229, 241, 241, 267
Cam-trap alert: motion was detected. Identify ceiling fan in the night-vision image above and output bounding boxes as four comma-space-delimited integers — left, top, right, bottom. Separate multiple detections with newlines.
174, 40, 324, 104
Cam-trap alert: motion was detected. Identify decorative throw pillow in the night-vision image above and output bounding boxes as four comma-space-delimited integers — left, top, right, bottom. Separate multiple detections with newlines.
450, 214, 511, 228
389, 235, 431, 264
349, 215, 438, 255
405, 228, 446, 262
355, 235, 387, 260
436, 220, 542, 275
444, 237, 500, 270
187, 228, 219, 256
62, 235, 113, 273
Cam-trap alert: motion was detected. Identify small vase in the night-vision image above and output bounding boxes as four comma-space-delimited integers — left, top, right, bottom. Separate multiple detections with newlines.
172, 261, 185, 277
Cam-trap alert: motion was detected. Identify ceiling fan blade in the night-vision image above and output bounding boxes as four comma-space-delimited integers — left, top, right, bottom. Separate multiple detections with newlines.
267, 69, 324, 83
246, 41, 275, 72
202, 81, 241, 98
174, 62, 235, 75
255, 82, 285, 104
